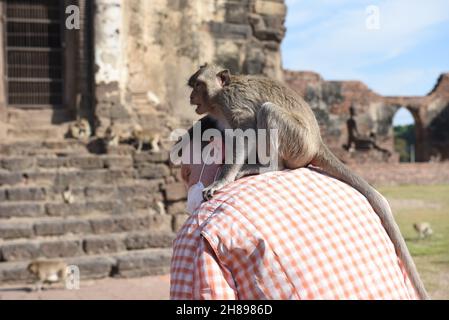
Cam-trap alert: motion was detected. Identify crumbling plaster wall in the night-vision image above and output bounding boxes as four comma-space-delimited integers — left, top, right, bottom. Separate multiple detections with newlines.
93, 0, 287, 137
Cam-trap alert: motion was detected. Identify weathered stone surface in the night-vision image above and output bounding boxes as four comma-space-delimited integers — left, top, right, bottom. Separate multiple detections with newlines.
114, 215, 151, 232
83, 235, 126, 255
108, 169, 135, 182
39, 240, 83, 258
36, 157, 69, 168
124, 232, 175, 250
33, 221, 65, 236
148, 214, 173, 233
164, 182, 187, 201
173, 213, 189, 232
166, 201, 186, 215
133, 152, 169, 164
254, 0, 287, 16
209, 22, 252, 40
0, 262, 32, 283
115, 249, 172, 278
54, 170, 109, 188
1, 242, 39, 261
45, 203, 86, 217
0, 172, 23, 186
85, 200, 119, 213
0, 158, 35, 171
225, 2, 249, 24
103, 156, 133, 169
90, 218, 115, 234
24, 172, 55, 185
63, 220, 92, 235
65, 256, 115, 279
67, 157, 104, 170
6, 187, 46, 201
117, 184, 157, 199
84, 185, 115, 199
0, 223, 33, 240
0, 203, 44, 218
137, 164, 170, 179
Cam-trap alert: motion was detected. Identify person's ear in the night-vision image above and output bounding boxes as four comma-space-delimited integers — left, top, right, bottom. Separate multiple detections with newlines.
216, 69, 231, 87
181, 165, 191, 186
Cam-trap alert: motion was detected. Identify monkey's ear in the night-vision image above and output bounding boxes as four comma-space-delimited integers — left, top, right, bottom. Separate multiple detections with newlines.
216, 69, 231, 87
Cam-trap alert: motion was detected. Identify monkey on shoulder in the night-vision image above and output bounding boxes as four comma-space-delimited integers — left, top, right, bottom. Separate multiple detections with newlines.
186, 63, 429, 299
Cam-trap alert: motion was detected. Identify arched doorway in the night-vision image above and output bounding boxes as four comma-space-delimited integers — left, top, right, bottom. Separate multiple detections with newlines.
393, 107, 416, 162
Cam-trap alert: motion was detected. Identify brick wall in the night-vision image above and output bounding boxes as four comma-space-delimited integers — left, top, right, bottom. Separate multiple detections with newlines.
350, 162, 449, 186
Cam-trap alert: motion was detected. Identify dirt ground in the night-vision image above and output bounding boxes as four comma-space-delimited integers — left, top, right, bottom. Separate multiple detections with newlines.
0, 274, 170, 300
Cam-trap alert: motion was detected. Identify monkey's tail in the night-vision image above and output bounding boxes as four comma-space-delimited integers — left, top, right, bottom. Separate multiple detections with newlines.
312, 144, 430, 300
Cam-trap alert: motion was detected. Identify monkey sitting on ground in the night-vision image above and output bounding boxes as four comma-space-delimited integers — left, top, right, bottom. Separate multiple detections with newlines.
413, 222, 433, 239
27, 259, 68, 292
186, 63, 429, 299
131, 124, 161, 153
68, 119, 91, 141
104, 125, 120, 148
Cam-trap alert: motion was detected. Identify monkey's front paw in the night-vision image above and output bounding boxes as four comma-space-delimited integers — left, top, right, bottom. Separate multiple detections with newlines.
203, 180, 227, 200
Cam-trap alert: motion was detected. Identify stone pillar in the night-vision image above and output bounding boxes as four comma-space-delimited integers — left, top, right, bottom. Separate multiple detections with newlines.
0, 2, 7, 140
93, 0, 130, 135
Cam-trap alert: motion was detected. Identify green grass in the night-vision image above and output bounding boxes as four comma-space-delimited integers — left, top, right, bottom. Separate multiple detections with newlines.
378, 185, 449, 299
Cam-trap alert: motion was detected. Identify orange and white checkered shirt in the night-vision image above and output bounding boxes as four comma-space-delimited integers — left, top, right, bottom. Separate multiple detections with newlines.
170, 167, 419, 300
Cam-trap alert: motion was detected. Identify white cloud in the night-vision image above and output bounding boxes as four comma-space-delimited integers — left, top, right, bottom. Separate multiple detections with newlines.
282, 0, 449, 94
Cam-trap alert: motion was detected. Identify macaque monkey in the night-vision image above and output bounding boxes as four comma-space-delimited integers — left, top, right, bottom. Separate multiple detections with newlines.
69, 119, 91, 141
27, 259, 68, 291
131, 124, 161, 153
62, 186, 75, 204
414, 222, 433, 239
187, 64, 429, 299
104, 124, 121, 148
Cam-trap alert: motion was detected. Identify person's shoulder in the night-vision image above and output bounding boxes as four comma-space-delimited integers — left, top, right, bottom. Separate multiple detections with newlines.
209, 166, 370, 210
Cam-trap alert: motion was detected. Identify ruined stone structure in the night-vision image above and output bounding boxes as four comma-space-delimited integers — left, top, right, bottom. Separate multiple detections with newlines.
0, 0, 287, 284
285, 70, 449, 163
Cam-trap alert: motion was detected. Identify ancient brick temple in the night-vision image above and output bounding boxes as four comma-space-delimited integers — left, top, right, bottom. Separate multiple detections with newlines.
0, 0, 287, 284
285, 71, 449, 163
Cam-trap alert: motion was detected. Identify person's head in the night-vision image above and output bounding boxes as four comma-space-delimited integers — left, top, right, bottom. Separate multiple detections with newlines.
175, 116, 224, 214
179, 116, 223, 189
180, 144, 222, 189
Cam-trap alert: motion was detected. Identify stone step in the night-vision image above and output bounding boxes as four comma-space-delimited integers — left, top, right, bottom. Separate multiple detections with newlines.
0, 248, 172, 285
0, 212, 172, 240
0, 230, 176, 262
0, 140, 88, 157
7, 126, 70, 142
0, 168, 137, 188
0, 195, 163, 219
0, 180, 163, 203
0, 155, 134, 171
7, 108, 75, 127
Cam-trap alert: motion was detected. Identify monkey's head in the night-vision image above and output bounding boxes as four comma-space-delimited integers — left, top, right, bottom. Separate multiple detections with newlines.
27, 261, 39, 275
188, 63, 231, 115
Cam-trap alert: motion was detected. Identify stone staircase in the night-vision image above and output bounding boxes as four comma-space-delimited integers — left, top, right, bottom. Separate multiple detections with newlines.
0, 138, 187, 286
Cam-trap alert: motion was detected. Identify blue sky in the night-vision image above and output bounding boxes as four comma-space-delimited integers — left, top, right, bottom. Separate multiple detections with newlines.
282, 0, 449, 125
